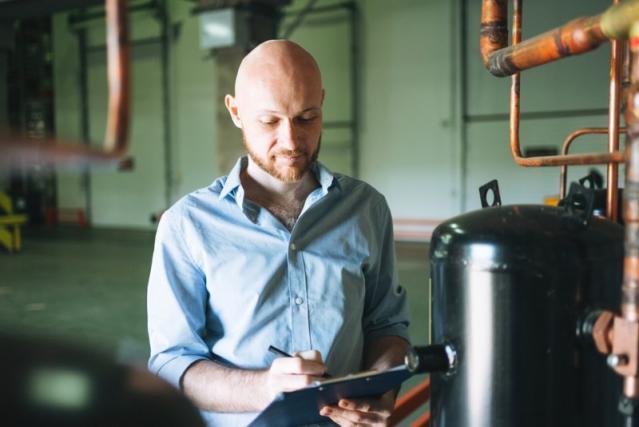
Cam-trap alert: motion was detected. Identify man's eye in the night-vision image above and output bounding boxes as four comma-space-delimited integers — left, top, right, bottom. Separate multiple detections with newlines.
260, 118, 278, 125
297, 115, 317, 123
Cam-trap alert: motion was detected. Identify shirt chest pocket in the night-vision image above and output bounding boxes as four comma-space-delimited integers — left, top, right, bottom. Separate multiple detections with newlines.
304, 253, 367, 323
204, 250, 289, 315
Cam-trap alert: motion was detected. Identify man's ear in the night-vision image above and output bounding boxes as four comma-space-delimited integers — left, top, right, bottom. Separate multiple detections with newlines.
225, 94, 242, 128
321, 89, 325, 106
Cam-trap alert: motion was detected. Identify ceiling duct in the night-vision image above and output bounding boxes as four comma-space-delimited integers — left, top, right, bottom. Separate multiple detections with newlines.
192, 0, 291, 51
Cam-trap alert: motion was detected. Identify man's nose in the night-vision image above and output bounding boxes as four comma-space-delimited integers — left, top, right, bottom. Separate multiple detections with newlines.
277, 119, 299, 149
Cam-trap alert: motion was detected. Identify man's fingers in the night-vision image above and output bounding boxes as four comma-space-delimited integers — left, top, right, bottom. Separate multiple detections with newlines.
320, 406, 358, 427
271, 355, 326, 375
277, 374, 316, 391
293, 349, 323, 362
320, 405, 384, 426
338, 398, 390, 417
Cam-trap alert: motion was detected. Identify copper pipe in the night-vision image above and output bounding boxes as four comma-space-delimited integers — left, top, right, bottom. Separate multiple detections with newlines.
509, 0, 521, 161
608, 2, 624, 222
104, 0, 130, 152
615, 22, 639, 399
558, 127, 626, 199
508, 0, 624, 169
479, 0, 508, 67
0, 0, 129, 169
480, 0, 639, 77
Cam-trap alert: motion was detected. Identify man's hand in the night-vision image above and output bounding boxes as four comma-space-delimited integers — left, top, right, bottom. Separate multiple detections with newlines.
261, 350, 327, 404
319, 389, 395, 427
181, 350, 328, 413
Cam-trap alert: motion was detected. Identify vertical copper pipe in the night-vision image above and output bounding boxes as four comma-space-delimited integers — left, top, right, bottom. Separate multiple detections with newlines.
504, 0, 624, 169
621, 23, 639, 399
105, 0, 130, 153
0, 0, 130, 167
509, 0, 522, 161
607, 0, 623, 222
480, 0, 508, 67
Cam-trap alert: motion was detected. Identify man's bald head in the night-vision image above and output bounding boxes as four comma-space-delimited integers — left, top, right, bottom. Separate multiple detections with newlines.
224, 40, 324, 183
234, 40, 323, 104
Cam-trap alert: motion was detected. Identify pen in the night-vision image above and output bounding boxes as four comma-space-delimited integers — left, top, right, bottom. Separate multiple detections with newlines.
268, 345, 332, 378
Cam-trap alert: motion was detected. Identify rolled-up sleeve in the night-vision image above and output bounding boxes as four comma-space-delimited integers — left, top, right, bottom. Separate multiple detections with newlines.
147, 203, 210, 388
362, 197, 411, 344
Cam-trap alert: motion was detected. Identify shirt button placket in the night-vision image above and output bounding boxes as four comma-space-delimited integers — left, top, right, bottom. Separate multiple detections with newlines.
288, 240, 311, 350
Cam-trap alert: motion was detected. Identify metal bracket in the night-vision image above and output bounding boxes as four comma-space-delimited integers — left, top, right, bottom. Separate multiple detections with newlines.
560, 182, 595, 227
479, 179, 502, 208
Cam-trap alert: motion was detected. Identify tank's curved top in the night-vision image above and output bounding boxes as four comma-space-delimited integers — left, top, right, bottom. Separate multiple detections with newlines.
430, 205, 623, 265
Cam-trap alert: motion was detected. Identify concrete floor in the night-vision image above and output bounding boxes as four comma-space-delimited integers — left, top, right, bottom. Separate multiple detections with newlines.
0, 227, 431, 424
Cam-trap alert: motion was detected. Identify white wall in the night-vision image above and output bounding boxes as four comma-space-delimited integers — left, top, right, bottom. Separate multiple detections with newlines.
358, 0, 459, 221
168, 1, 217, 200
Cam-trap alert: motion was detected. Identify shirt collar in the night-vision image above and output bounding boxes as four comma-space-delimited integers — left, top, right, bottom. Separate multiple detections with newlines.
312, 161, 340, 194
218, 156, 246, 201
218, 155, 340, 203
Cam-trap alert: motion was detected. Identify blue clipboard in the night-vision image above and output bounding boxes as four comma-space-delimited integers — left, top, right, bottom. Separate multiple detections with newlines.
247, 364, 413, 427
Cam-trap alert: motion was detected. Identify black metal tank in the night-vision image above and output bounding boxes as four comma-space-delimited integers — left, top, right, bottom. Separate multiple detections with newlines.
429, 201, 624, 427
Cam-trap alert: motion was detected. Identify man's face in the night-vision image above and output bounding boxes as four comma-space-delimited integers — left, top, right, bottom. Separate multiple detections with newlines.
227, 51, 324, 183
238, 81, 323, 182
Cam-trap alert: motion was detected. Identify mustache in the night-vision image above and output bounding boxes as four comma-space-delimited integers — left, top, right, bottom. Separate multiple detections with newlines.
273, 149, 306, 157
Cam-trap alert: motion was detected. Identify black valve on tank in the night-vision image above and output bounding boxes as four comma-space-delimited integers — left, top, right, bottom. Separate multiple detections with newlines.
405, 344, 457, 375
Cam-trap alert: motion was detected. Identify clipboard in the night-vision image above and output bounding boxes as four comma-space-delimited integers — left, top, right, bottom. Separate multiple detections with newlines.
247, 364, 413, 427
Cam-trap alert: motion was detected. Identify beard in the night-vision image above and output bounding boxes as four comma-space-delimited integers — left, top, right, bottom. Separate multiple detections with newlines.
242, 134, 321, 183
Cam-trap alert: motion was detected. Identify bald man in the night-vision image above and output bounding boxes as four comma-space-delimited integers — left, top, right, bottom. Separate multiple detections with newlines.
147, 40, 410, 427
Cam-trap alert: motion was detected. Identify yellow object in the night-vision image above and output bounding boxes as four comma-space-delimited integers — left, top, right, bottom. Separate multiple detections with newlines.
544, 195, 561, 207
0, 192, 28, 253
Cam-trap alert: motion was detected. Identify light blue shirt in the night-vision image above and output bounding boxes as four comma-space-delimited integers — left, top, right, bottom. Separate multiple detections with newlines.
147, 157, 410, 426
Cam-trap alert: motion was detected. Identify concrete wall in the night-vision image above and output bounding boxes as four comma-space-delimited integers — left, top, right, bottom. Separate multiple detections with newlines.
52, 0, 617, 229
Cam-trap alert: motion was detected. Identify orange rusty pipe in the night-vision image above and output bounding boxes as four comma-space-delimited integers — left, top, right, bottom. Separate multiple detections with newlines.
481, 0, 639, 77
389, 379, 430, 426
558, 127, 626, 200
409, 412, 431, 427
0, 0, 129, 169
508, 0, 624, 169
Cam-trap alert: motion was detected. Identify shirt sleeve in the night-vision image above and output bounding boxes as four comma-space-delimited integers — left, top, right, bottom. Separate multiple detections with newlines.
362, 196, 411, 344
147, 203, 211, 388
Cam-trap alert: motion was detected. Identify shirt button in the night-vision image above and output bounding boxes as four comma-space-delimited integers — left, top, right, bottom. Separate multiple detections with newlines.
290, 243, 297, 251
295, 297, 304, 305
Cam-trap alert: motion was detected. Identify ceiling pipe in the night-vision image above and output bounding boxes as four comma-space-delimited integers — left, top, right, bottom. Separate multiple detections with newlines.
0, 0, 130, 169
